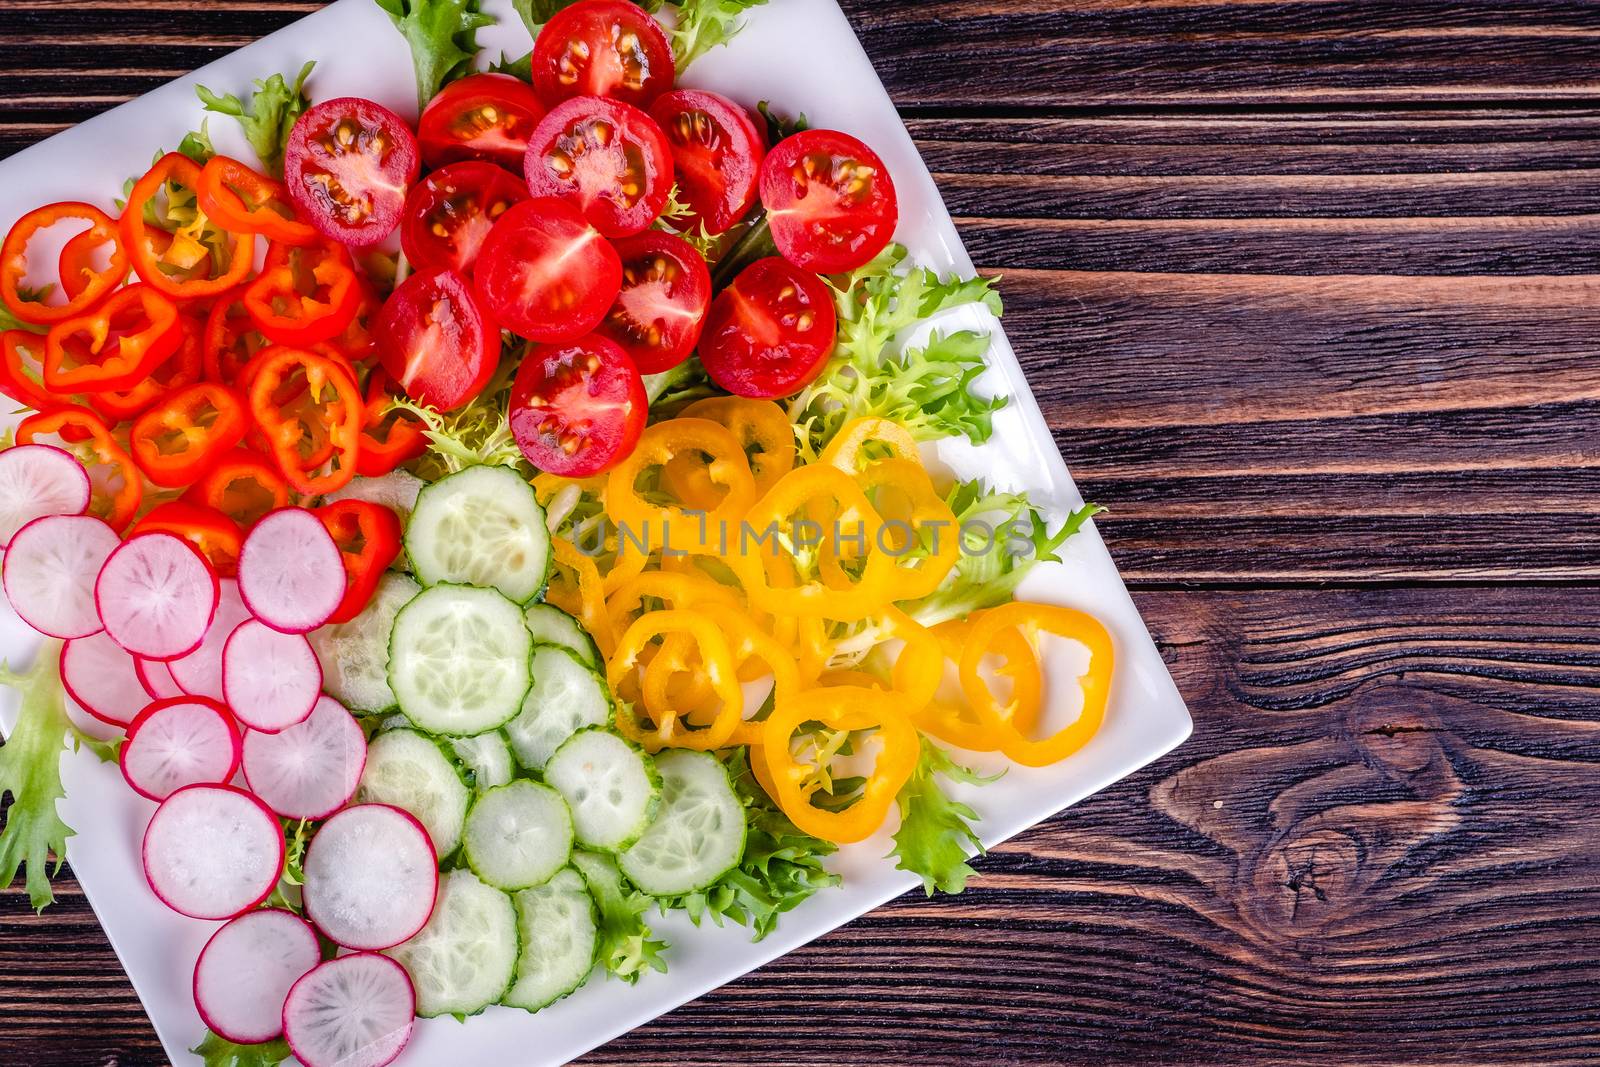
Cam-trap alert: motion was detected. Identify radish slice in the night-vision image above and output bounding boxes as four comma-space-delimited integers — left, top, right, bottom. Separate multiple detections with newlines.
242, 696, 367, 820
0, 444, 91, 547
238, 508, 344, 634
223, 620, 321, 733
120, 697, 242, 802
2, 514, 118, 639
142, 784, 284, 920
136, 656, 185, 700
302, 804, 437, 950
169, 579, 249, 701
193, 908, 320, 1045
96, 532, 219, 660
66, 695, 124, 743
282, 953, 416, 1067
61, 631, 149, 727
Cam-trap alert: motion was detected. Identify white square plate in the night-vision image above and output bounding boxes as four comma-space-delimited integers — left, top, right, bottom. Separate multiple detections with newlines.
0, 1, 1193, 1062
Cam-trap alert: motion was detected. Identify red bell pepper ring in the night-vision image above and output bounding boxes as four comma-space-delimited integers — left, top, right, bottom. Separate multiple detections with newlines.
202, 286, 268, 387
130, 501, 244, 577
0, 330, 65, 413
184, 448, 289, 528
43, 283, 182, 393
196, 156, 319, 247
243, 239, 363, 346
357, 367, 428, 477
121, 152, 256, 300
16, 406, 143, 531
87, 315, 205, 423
315, 499, 403, 623
247, 346, 365, 495
129, 381, 250, 488
1, 202, 129, 326
57, 224, 127, 304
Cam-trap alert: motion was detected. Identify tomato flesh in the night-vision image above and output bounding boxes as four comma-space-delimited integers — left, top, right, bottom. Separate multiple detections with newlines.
375, 268, 501, 411
649, 90, 765, 236
759, 129, 899, 274
699, 256, 836, 399
530, 0, 676, 108
285, 97, 421, 247
595, 231, 711, 375
473, 197, 622, 343
401, 161, 529, 276
418, 73, 547, 172
524, 96, 673, 239
509, 333, 645, 477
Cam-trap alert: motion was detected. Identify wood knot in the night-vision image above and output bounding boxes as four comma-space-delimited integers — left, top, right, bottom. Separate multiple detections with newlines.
1244, 827, 1363, 936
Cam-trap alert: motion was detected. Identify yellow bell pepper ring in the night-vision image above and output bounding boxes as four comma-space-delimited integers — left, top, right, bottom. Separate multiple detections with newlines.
608, 610, 745, 752
915, 616, 1043, 752
760, 686, 921, 843
605, 569, 744, 638
606, 418, 757, 555
665, 397, 796, 503
545, 536, 616, 657
958, 602, 1113, 767
853, 458, 960, 601
819, 416, 919, 474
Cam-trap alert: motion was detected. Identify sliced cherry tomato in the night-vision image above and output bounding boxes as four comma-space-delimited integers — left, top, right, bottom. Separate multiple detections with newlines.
315, 499, 403, 624
129, 382, 251, 488
509, 333, 645, 477
88, 314, 205, 423
759, 129, 899, 274
473, 197, 621, 343
375, 269, 501, 411
649, 89, 765, 236
185, 448, 289, 528
418, 73, 547, 171
121, 153, 256, 299
595, 231, 710, 374
0, 331, 63, 412
530, 0, 675, 108
284, 97, 421, 247
699, 256, 836, 399
357, 368, 428, 477
2, 202, 128, 325
196, 155, 318, 246
524, 96, 673, 239
43, 283, 183, 393
399, 161, 529, 275
243, 238, 364, 345
131, 501, 243, 576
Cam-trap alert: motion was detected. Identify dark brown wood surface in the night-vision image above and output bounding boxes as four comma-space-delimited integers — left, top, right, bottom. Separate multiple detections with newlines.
5, 1, 1600, 1064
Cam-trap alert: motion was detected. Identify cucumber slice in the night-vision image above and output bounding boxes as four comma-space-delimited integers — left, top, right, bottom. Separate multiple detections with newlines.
544, 728, 660, 853
620, 750, 746, 896
357, 728, 471, 858
464, 780, 574, 891
310, 572, 420, 714
450, 731, 515, 790
523, 603, 601, 668
388, 583, 533, 736
405, 466, 550, 604
387, 869, 517, 1018
502, 868, 597, 1012
504, 646, 611, 771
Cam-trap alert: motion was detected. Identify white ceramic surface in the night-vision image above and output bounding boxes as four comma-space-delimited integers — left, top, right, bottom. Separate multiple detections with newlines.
0, 1, 1193, 1063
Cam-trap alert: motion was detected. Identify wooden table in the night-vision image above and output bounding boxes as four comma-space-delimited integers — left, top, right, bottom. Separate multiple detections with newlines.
6, 1, 1600, 1063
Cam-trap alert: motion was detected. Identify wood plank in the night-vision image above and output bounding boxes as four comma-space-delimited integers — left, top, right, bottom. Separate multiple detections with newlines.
7, 588, 1600, 1064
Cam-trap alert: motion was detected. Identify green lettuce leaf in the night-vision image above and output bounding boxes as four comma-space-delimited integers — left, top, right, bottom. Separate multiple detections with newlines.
177, 120, 217, 166
663, 0, 769, 69
571, 850, 669, 983
512, 0, 582, 34
190, 1031, 291, 1067
488, 51, 533, 81
0, 303, 47, 335
0, 641, 74, 912
890, 738, 1000, 895
374, 0, 495, 110
196, 62, 315, 177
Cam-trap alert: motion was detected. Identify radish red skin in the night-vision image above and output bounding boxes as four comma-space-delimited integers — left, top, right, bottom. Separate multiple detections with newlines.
193, 908, 320, 1045
282, 953, 416, 1067
135, 656, 185, 700
141, 784, 284, 920
119, 696, 242, 802
0, 443, 91, 547
60, 632, 149, 727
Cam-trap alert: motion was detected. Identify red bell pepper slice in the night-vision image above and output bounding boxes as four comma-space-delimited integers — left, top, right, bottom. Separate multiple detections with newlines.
16, 406, 143, 531
243, 239, 363, 346
43, 283, 182, 393
1, 202, 129, 326
247, 346, 365, 495
0, 330, 64, 413
184, 448, 289, 528
87, 314, 205, 423
357, 367, 428, 477
196, 156, 318, 247
121, 152, 256, 300
202, 286, 269, 387
130, 501, 244, 577
129, 381, 250, 488
315, 499, 402, 623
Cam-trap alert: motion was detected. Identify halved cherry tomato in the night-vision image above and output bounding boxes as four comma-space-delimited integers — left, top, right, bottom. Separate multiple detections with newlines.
43, 283, 183, 393
203, 286, 267, 386
473, 197, 620, 343
131, 501, 243, 576
315, 499, 403, 623
699, 256, 836, 398
759, 129, 899, 274
58, 225, 125, 304
185, 448, 289, 528
129, 381, 250, 488
2, 202, 128, 325
88, 314, 205, 423
375, 269, 501, 411
524, 96, 674, 239
530, 0, 675, 108
418, 73, 546, 172
357, 368, 428, 477
649, 89, 765, 236
399, 161, 529, 275
595, 231, 710, 374
121, 153, 256, 299
16, 406, 142, 531
243, 238, 363, 345
196, 155, 318, 246
509, 333, 645, 477
284, 97, 421, 247
0, 331, 63, 412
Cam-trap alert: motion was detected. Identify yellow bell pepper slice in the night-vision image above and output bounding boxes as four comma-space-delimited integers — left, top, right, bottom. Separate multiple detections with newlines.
913, 615, 1042, 752
819, 416, 919, 474
663, 397, 796, 506
606, 419, 756, 556
545, 537, 616, 657
609, 610, 744, 752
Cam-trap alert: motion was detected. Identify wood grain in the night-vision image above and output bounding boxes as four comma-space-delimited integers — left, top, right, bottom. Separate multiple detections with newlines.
3, 0, 1600, 1064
